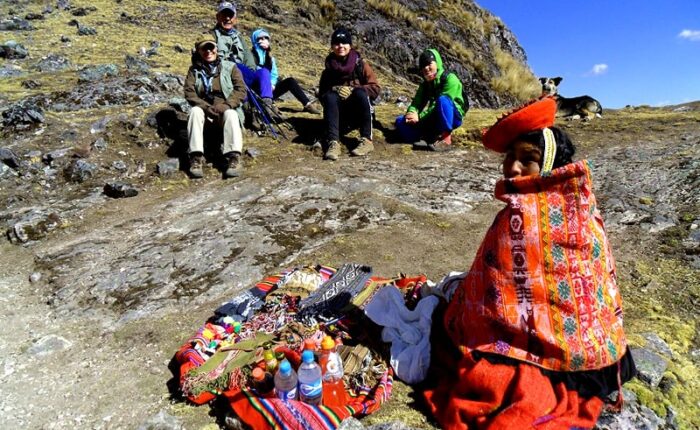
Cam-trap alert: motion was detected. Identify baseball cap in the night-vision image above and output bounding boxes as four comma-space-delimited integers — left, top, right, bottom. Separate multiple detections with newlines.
217, 1, 236, 15
194, 33, 217, 50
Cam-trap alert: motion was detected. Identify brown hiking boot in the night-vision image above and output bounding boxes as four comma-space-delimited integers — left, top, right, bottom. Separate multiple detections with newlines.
189, 153, 204, 178
302, 103, 321, 115
351, 137, 374, 156
324, 140, 341, 160
224, 152, 242, 178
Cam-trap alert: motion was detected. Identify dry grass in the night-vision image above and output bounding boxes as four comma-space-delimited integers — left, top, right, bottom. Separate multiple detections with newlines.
490, 44, 540, 100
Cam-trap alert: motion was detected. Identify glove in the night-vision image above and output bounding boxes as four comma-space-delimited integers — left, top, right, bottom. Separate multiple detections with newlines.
333, 85, 354, 100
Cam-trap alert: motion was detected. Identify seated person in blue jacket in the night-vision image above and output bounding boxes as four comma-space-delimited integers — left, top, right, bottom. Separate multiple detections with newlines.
395, 49, 468, 151
250, 28, 320, 115
210, 2, 279, 114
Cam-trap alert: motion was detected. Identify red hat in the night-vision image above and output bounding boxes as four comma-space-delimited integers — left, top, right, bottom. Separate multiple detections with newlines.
482, 96, 557, 153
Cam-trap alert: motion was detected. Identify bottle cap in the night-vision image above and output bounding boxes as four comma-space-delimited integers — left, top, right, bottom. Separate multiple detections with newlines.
275, 351, 285, 361
303, 338, 316, 351
263, 350, 274, 361
301, 349, 315, 363
321, 336, 335, 351
279, 359, 292, 375
252, 367, 265, 381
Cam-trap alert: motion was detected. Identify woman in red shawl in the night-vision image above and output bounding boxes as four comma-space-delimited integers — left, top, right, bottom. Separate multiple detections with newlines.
424, 97, 635, 430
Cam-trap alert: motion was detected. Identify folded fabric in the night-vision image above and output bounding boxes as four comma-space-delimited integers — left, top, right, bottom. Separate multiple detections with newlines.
365, 285, 439, 384
298, 264, 373, 323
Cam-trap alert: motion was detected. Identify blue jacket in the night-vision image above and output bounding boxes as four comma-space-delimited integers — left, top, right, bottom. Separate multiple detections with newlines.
250, 28, 279, 87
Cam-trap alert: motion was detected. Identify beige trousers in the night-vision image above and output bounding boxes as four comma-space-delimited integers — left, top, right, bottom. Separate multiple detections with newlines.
187, 106, 243, 155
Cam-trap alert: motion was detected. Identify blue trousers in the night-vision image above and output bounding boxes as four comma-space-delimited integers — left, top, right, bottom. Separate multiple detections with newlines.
236, 64, 273, 99
395, 95, 462, 142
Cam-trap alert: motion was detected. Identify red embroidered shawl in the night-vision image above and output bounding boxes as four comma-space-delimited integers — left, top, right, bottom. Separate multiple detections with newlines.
445, 160, 627, 371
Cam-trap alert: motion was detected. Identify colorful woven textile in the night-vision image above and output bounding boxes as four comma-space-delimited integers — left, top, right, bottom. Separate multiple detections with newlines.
445, 160, 627, 372
175, 264, 418, 416
224, 369, 393, 430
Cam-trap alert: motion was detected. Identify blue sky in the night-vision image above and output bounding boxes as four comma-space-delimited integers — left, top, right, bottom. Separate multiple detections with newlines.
476, 1, 700, 108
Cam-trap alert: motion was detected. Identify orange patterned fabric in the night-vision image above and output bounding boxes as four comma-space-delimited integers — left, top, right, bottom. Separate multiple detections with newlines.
444, 160, 627, 372
423, 351, 604, 430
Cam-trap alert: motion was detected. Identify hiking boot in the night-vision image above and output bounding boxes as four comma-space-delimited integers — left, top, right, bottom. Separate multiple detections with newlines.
427, 132, 452, 152
302, 103, 321, 115
351, 137, 374, 156
262, 98, 282, 117
189, 153, 204, 178
224, 152, 242, 178
324, 140, 341, 160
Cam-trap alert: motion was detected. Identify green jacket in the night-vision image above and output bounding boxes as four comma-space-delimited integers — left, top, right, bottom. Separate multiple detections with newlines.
212, 27, 256, 69
407, 49, 467, 120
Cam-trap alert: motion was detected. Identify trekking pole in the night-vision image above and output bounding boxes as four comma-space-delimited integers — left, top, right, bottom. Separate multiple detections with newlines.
247, 89, 290, 140
246, 87, 281, 141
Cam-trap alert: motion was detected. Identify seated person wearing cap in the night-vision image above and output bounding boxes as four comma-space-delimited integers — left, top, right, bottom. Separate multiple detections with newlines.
395, 49, 468, 151
184, 34, 246, 179
423, 97, 636, 429
211, 2, 280, 116
318, 27, 381, 161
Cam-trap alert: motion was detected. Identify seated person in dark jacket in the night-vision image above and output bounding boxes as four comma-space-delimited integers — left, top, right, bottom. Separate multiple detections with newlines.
318, 27, 381, 161
184, 34, 246, 179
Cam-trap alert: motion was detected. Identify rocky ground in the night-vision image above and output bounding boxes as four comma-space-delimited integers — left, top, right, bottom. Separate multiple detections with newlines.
1, 1, 699, 429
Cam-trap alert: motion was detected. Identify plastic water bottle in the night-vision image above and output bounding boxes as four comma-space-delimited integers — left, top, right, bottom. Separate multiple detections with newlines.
320, 336, 346, 407
297, 350, 322, 405
251, 367, 275, 398
274, 359, 298, 401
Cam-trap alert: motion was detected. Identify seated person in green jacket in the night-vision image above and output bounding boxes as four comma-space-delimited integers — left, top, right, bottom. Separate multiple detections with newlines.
184, 34, 246, 179
395, 49, 468, 151
211, 2, 278, 115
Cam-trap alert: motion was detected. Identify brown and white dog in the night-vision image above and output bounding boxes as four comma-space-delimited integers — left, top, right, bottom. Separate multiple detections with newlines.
540, 77, 603, 120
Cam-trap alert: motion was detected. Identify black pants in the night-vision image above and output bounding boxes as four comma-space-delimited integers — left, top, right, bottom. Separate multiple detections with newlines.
320, 87, 372, 142
273, 77, 310, 106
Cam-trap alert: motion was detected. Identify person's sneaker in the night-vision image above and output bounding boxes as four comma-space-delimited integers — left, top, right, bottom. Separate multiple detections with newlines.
412, 140, 430, 151
427, 132, 452, 152
262, 98, 282, 117
302, 103, 321, 115
324, 140, 341, 160
351, 137, 374, 156
189, 154, 204, 178
224, 152, 242, 178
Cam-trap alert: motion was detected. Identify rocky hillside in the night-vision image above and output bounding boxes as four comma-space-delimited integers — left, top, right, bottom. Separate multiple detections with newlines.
1, 1, 698, 429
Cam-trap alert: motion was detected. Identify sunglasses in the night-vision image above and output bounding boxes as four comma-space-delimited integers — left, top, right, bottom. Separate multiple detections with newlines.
257, 36, 270, 41
199, 44, 217, 52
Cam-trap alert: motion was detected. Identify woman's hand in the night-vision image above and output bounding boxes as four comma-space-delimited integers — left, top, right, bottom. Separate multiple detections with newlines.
333, 85, 354, 100
405, 111, 419, 124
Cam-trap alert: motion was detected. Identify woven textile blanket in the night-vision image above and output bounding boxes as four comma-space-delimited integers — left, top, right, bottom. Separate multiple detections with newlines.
445, 160, 627, 372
